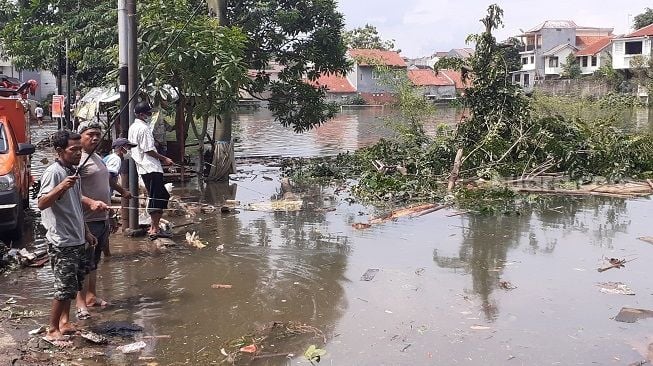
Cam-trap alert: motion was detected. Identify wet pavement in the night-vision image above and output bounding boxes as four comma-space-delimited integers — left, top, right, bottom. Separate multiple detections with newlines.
1, 112, 653, 365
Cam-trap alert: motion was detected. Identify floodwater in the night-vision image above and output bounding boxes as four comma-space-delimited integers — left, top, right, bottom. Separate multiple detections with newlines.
1, 109, 653, 365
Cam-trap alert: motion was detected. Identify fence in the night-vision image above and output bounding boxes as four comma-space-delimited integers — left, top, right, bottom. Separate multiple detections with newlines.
536, 79, 610, 98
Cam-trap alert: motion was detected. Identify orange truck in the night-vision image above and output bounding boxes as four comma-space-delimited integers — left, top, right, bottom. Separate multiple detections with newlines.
0, 77, 37, 242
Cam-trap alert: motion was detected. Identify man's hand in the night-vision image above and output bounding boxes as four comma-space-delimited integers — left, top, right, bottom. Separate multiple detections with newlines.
122, 191, 133, 200
85, 231, 98, 247
89, 200, 108, 212
59, 175, 79, 191
161, 156, 174, 166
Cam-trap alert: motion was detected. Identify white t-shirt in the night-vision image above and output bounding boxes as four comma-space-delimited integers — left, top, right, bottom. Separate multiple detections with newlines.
35, 107, 44, 118
128, 118, 163, 175
103, 153, 122, 176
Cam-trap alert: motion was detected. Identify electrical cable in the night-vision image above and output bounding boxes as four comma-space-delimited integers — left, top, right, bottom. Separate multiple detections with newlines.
74, 1, 206, 175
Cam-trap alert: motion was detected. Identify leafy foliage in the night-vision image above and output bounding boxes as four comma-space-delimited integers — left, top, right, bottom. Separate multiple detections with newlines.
562, 53, 581, 79
228, 0, 350, 132
633, 7, 653, 30
1, 0, 116, 87
285, 4, 653, 207
343, 24, 395, 51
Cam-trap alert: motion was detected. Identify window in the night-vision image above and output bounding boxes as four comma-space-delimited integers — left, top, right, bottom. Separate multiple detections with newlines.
591, 56, 597, 67
548, 57, 559, 68
625, 41, 643, 55
614, 42, 624, 53
522, 57, 528, 65
523, 74, 530, 87
530, 56, 534, 64
514, 74, 521, 83
581, 56, 588, 67
0, 124, 7, 154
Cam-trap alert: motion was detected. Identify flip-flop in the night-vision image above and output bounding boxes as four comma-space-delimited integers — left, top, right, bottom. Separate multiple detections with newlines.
88, 298, 110, 307
41, 336, 73, 348
76, 308, 91, 320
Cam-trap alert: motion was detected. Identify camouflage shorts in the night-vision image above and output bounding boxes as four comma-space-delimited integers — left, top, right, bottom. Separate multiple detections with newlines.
48, 244, 86, 300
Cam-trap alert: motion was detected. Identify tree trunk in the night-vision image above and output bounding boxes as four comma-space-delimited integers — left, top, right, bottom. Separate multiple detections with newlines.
448, 148, 464, 192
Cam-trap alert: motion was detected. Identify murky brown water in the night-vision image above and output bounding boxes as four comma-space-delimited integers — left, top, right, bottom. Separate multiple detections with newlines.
2, 110, 653, 365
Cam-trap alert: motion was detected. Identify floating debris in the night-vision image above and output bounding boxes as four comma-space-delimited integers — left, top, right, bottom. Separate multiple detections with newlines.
614, 308, 653, 323
360, 268, 379, 281
81, 331, 108, 344
498, 281, 517, 290
352, 222, 371, 230
240, 344, 257, 353
470, 325, 491, 330
211, 284, 233, 289
597, 257, 632, 272
638, 236, 653, 245
185, 232, 206, 249
246, 200, 303, 212
117, 341, 147, 354
597, 282, 635, 295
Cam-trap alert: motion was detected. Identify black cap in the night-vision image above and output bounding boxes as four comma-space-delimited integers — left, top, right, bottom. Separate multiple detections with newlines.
112, 137, 137, 149
134, 101, 153, 115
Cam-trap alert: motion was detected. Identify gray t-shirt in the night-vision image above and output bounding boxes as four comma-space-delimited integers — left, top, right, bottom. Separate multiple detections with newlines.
79, 152, 111, 222
38, 162, 85, 247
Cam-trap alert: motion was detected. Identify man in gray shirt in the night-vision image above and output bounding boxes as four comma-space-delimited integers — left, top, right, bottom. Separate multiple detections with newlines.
38, 130, 97, 345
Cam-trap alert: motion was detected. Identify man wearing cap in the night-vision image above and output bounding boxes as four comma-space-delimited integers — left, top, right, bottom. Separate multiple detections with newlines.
102, 137, 137, 256
128, 101, 174, 239
75, 122, 133, 318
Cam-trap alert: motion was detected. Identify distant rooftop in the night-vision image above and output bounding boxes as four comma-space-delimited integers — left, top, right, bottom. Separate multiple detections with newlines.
624, 23, 653, 38
527, 20, 577, 33
348, 49, 406, 67
576, 36, 613, 56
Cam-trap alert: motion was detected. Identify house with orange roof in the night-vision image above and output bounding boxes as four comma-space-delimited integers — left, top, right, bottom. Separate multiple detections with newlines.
307, 72, 357, 103
512, 20, 613, 88
346, 49, 407, 104
407, 69, 456, 100
576, 36, 613, 74
611, 24, 653, 70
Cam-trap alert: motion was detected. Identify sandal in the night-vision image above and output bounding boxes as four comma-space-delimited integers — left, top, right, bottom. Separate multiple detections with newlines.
76, 308, 91, 320
87, 298, 110, 307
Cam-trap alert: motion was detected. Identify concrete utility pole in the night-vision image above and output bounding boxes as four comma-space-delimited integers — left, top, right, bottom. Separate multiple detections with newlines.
207, 0, 236, 181
65, 39, 71, 129
117, 0, 130, 230
127, 0, 139, 230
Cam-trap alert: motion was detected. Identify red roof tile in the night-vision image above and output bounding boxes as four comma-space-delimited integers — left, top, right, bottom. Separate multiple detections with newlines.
626, 23, 653, 38
576, 36, 613, 56
576, 36, 607, 49
308, 73, 356, 93
408, 69, 453, 86
348, 49, 406, 67
438, 69, 470, 90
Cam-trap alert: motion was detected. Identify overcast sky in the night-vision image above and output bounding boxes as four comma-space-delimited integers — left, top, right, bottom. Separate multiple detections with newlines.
337, 0, 652, 58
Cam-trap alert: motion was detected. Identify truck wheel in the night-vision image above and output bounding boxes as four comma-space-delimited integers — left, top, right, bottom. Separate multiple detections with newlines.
4, 203, 24, 245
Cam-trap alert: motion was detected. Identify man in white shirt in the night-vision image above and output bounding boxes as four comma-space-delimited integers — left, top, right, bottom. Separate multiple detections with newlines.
128, 102, 173, 239
35, 104, 44, 126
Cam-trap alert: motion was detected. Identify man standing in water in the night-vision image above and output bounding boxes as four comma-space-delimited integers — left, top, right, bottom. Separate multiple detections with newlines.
75, 122, 133, 318
128, 101, 174, 239
38, 130, 97, 345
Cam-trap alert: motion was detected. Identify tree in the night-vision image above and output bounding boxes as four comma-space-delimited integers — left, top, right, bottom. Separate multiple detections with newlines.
562, 53, 581, 79
343, 24, 395, 51
1, 0, 116, 88
630, 55, 653, 93
633, 7, 653, 30
223, 0, 350, 134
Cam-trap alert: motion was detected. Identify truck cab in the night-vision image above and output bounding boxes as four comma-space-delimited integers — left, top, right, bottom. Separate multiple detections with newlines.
0, 76, 37, 243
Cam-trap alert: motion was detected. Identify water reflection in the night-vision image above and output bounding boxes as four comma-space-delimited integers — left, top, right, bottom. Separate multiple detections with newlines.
433, 196, 633, 321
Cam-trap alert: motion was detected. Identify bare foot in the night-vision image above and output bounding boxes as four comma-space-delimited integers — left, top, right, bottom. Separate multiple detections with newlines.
59, 322, 77, 335
45, 328, 64, 341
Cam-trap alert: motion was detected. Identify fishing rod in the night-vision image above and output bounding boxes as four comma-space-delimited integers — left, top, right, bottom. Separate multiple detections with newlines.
73, 1, 205, 176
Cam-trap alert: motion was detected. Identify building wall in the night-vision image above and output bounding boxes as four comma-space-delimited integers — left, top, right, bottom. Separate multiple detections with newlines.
355, 66, 400, 94
325, 92, 357, 103
416, 85, 456, 100
538, 28, 577, 78
612, 38, 652, 69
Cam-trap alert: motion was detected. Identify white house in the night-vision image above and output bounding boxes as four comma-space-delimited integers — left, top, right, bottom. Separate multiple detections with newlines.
542, 44, 578, 77
576, 36, 613, 74
612, 23, 653, 70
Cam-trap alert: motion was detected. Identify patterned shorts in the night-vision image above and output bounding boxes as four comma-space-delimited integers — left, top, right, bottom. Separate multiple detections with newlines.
48, 244, 86, 300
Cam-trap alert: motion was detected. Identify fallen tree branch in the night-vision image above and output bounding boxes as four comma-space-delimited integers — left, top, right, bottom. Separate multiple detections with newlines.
511, 187, 642, 199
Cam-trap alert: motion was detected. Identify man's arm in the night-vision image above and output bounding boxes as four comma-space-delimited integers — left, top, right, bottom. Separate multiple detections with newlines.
81, 196, 108, 212
109, 175, 132, 199
145, 150, 173, 166
37, 175, 79, 210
